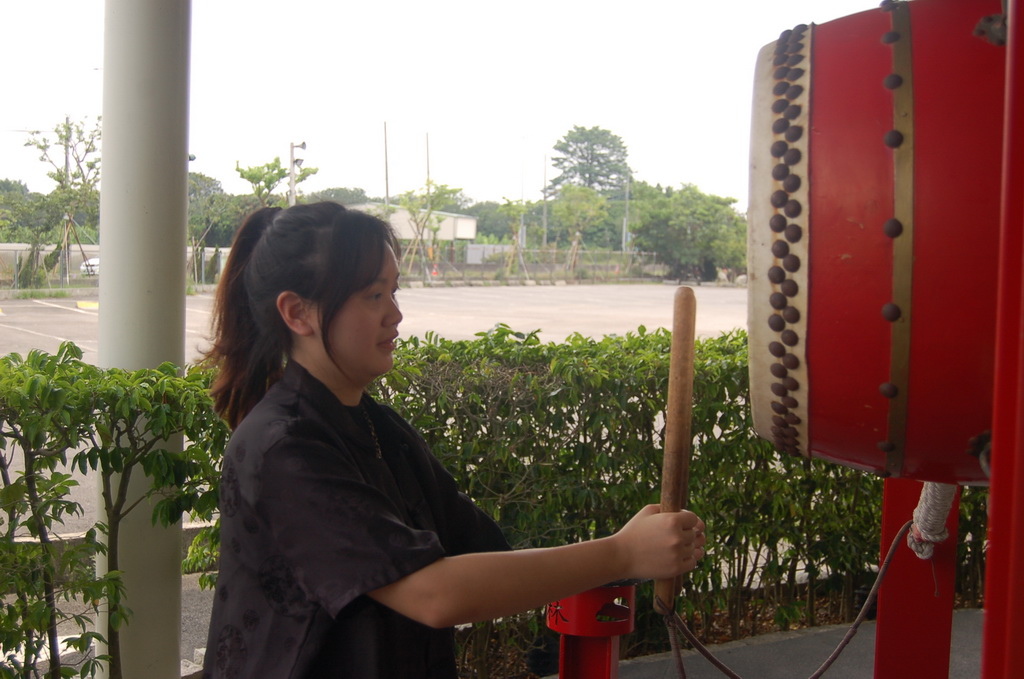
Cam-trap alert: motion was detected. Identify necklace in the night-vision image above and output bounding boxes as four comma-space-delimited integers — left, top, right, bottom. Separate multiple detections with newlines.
360, 405, 383, 459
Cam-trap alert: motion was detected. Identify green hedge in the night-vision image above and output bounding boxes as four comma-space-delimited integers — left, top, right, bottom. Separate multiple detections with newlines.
1, 331, 987, 678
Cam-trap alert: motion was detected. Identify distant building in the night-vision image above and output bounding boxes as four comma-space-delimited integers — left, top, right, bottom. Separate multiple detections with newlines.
350, 203, 477, 241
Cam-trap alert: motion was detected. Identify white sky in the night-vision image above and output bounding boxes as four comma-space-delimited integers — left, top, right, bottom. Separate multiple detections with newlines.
2, 0, 872, 211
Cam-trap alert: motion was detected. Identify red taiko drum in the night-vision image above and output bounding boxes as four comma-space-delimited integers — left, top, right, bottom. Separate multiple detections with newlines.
747, 0, 1005, 484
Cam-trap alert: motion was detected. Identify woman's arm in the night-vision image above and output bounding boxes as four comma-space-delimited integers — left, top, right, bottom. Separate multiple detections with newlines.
368, 504, 706, 628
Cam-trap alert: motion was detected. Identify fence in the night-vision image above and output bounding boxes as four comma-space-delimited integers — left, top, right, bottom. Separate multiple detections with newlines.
1, 242, 669, 293
0, 244, 225, 293
405, 245, 667, 285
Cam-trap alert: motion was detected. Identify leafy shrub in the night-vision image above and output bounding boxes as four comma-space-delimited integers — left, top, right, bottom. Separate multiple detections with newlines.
0, 344, 117, 678
1, 333, 987, 678
0, 344, 227, 678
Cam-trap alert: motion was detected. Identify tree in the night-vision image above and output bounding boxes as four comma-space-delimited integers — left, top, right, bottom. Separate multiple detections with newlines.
24, 117, 103, 283
0, 179, 29, 199
186, 174, 257, 282
550, 185, 608, 247
306, 187, 372, 205
235, 157, 317, 207
187, 173, 258, 245
630, 182, 746, 280
0, 185, 61, 289
0, 344, 119, 679
396, 182, 467, 282
25, 117, 102, 233
709, 209, 748, 280
464, 201, 514, 242
550, 126, 631, 193
0, 180, 29, 238
0, 189, 57, 243
495, 199, 532, 278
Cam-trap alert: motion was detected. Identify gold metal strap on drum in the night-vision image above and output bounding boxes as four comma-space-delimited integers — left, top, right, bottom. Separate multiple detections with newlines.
879, 1, 915, 477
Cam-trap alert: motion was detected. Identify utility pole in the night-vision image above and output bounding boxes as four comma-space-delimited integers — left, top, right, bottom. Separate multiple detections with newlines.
621, 177, 631, 252
542, 157, 549, 246
288, 141, 305, 206
425, 132, 431, 195
62, 115, 72, 285
519, 151, 526, 248
383, 122, 391, 208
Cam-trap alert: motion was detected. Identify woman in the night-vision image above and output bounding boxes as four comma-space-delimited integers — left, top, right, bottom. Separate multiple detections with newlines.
202, 202, 706, 678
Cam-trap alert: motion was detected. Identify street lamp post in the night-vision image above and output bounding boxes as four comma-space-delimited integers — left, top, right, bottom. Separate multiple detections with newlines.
288, 141, 306, 206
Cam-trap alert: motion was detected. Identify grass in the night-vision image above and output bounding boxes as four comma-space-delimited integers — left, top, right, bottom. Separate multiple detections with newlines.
15, 289, 70, 300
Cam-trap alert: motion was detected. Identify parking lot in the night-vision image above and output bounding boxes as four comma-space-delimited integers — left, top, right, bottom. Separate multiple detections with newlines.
1, 281, 748, 538
0, 283, 748, 366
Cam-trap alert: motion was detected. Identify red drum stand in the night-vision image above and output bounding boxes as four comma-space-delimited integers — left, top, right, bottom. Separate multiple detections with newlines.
983, 0, 1024, 673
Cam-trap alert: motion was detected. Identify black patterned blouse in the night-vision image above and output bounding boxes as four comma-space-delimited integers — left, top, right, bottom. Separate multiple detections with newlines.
202, 361, 510, 678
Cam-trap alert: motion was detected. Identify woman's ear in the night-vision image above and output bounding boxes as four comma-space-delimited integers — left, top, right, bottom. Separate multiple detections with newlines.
276, 291, 318, 337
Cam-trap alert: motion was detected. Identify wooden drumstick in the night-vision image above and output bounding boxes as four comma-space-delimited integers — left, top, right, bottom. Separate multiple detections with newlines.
654, 286, 697, 615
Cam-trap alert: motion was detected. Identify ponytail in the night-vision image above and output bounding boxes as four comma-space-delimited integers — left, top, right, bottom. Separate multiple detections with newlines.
206, 207, 282, 428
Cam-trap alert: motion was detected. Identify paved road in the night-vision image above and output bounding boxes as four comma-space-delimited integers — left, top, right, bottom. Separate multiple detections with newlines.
612, 607, 983, 679
0, 283, 748, 366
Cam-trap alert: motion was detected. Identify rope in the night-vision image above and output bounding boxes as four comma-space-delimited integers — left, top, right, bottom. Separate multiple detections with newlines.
661, 603, 740, 679
660, 520, 914, 678
907, 482, 957, 560
663, 607, 690, 679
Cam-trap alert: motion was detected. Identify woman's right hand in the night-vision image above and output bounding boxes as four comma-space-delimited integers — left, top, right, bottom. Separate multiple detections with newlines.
612, 504, 706, 581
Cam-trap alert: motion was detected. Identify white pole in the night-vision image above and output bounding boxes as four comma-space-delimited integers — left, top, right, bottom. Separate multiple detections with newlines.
99, 0, 191, 677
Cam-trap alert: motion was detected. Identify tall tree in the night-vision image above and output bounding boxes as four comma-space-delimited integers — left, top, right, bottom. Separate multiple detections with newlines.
550, 126, 631, 193
630, 182, 746, 280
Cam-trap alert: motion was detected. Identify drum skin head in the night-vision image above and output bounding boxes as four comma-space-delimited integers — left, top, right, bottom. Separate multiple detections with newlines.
747, 0, 1005, 484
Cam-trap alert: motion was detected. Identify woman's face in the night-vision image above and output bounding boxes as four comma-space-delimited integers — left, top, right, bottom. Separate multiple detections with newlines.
300, 245, 403, 405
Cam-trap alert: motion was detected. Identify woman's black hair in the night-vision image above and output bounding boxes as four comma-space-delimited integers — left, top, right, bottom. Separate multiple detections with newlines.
205, 202, 400, 428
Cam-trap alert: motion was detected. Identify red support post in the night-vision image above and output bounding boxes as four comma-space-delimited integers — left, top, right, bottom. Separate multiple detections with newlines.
983, 0, 1024, 674
547, 584, 636, 679
874, 478, 959, 678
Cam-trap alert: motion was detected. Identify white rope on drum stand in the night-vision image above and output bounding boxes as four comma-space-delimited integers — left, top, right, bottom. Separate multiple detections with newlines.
908, 481, 958, 560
